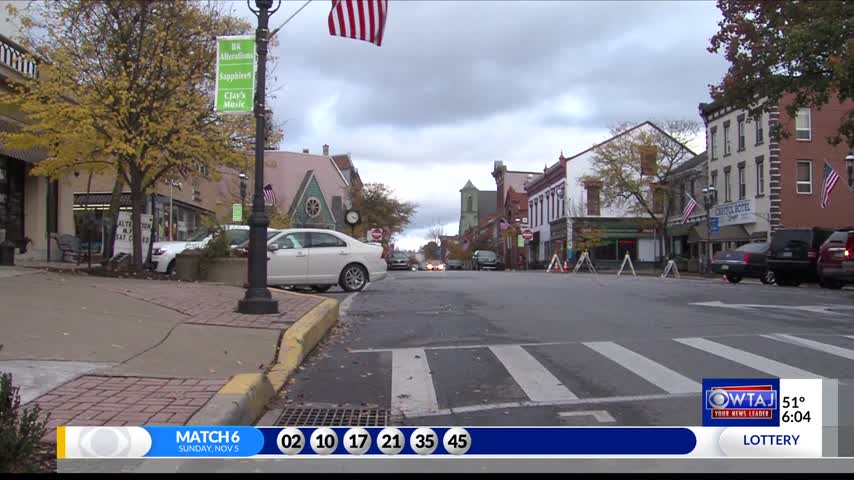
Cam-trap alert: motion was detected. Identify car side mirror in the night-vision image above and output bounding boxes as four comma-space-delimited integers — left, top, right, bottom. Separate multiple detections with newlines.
267, 244, 279, 252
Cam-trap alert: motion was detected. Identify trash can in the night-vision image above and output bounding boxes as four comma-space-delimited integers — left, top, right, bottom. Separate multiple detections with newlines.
0, 240, 15, 266
175, 250, 202, 282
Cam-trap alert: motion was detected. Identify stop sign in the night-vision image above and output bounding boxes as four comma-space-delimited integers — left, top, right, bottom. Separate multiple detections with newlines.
369, 228, 384, 241
522, 229, 533, 241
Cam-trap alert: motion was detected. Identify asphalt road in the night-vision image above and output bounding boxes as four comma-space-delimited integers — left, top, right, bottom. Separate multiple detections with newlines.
266, 270, 854, 435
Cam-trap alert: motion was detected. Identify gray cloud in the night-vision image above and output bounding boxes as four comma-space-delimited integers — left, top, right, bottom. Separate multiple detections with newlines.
231, 0, 729, 246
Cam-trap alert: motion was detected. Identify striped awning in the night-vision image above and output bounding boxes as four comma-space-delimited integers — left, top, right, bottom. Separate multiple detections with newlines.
0, 117, 48, 163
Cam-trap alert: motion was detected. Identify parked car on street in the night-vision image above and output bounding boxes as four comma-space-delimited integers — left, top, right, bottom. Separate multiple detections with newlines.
265, 228, 387, 292
387, 253, 412, 270
446, 259, 464, 270
472, 250, 499, 270
711, 242, 774, 284
150, 225, 251, 274
817, 228, 854, 289
766, 227, 834, 286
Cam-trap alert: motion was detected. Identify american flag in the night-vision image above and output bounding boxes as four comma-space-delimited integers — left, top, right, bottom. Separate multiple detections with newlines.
263, 183, 277, 206
821, 160, 840, 209
328, 0, 388, 47
681, 193, 698, 224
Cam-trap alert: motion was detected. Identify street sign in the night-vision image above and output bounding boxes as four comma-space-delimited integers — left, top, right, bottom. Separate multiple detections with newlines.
521, 229, 534, 241
232, 203, 242, 222
215, 36, 255, 113
710, 217, 720, 234
368, 228, 384, 242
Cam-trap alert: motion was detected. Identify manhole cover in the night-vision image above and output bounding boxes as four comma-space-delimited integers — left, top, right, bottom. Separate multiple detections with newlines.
274, 407, 390, 427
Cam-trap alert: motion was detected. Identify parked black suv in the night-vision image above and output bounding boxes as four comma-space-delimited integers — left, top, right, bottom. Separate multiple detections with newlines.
767, 227, 834, 286
472, 250, 499, 270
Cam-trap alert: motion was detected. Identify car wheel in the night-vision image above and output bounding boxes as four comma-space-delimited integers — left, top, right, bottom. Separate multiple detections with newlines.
820, 277, 842, 290
726, 274, 742, 284
166, 260, 176, 275
339, 264, 368, 292
310, 285, 333, 293
760, 270, 775, 285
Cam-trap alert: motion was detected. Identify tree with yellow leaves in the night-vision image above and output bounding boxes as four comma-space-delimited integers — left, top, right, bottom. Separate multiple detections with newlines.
1, 1, 277, 269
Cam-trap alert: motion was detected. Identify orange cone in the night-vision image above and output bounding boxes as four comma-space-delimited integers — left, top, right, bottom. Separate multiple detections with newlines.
722, 275, 729, 284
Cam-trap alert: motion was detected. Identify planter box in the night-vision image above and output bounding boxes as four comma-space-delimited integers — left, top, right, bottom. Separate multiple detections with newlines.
175, 251, 202, 282
201, 257, 247, 287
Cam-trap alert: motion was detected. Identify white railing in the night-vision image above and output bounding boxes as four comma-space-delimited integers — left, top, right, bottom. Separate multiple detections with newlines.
0, 35, 38, 79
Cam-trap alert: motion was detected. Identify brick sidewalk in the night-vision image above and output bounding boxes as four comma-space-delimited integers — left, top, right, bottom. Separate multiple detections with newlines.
34, 376, 227, 443
102, 282, 324, 329
19, 276, 327, 443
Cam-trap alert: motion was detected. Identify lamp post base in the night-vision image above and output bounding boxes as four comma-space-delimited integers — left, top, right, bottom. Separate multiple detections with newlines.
237, 290, 279, 314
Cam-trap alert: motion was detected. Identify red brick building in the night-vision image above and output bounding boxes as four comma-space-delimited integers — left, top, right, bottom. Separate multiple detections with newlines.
770, 95, 854, 230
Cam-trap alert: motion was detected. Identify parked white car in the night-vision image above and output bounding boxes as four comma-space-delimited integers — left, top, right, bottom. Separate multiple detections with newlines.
150, 225, 251, 274
266, 228, 387, 292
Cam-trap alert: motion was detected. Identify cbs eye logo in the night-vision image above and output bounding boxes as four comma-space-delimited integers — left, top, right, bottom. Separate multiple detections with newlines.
708, 389, 730, 410
73, 427, 151, 458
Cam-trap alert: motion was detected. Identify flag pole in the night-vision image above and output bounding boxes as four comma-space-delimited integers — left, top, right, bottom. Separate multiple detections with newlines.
269, 0, 313, 39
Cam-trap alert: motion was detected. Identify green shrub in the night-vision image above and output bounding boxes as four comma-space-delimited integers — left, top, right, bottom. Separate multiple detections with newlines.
0, 372, 50, 473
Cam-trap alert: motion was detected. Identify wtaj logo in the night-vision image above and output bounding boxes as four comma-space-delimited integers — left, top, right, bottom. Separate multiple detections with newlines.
702, 378, 780, 427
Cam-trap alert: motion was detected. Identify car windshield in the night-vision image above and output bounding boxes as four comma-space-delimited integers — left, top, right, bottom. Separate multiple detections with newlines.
477, 251, 496, 258
736, 243, 768, 253
185, 229, 211, 242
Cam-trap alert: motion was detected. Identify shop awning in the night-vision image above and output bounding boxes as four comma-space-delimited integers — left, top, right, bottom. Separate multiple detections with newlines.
690, 224, 751, 243
74, 193, 134, 208
667, 223, 696, 237
0, 117, 48, 164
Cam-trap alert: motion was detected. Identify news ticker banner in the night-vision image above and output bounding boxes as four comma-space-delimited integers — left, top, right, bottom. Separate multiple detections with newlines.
58, 378, 828, 459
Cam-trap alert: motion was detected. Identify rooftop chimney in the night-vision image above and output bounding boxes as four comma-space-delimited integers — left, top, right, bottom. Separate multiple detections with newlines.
302, 148, 310, 154
322, 144, 329, 156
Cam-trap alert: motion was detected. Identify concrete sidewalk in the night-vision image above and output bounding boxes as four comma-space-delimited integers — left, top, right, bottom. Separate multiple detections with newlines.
0, 268, 331, 442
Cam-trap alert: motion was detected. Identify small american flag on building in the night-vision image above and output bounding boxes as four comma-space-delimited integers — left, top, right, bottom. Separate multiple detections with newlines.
821, 160, 840, 209
328, 0, 388, 47
681, 193, 698, 224
263, 183, 277, 206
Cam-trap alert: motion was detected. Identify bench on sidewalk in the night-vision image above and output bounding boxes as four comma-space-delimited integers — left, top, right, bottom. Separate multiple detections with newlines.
55, 233, 85, 263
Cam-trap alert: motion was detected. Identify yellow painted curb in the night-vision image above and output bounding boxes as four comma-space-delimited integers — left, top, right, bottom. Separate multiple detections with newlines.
269, 297, 339, 391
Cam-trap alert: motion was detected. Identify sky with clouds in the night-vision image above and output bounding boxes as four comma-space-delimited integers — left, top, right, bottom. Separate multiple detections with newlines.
230, 0, 729, 250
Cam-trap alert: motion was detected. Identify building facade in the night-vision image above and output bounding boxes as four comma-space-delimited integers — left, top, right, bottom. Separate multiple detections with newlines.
664, 151, 708, 272
700, 95, 854, 243
457, 180, 497, 236
563, 122, 695, 266
1, 31, 76, 262
524, 156, 566, 266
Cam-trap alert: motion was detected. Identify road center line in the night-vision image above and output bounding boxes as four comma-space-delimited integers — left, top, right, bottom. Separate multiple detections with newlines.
390, 348, 440, 418
583, 341, 700, 394
762, 334, 854, 361
489, 345, 577, 401
674, 337, 821, 379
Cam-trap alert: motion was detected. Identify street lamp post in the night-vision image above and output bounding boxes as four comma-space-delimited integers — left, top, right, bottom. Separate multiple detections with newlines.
702, 186, 717, 276
846, 153, 854, 188
238, 0, 280, 315
238, 173, 247, 225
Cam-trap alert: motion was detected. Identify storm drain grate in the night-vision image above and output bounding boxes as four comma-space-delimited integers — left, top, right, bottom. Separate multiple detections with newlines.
274, 407, 389, 427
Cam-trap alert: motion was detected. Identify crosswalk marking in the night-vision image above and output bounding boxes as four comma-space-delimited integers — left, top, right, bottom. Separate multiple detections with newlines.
390, 348, 440, 417
674, 337, 821, 378
762, 334, 854, 361
489, 345, 577, 401
583, 341, 701, 394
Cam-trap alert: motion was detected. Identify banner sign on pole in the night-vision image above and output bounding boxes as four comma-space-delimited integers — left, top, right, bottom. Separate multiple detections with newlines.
232, 203, 243, 222
215, 36, 255, 113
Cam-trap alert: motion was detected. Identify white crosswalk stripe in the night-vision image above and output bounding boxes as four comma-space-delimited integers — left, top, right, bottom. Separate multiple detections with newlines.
583, 341, 701, 394
674, 337, 821, 378
490, 345, 577, 401
762, 334, 854, 361
390, 348, 442, 417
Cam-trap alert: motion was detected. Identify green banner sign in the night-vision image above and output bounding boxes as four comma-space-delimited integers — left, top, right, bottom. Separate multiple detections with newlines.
232, 203, 243, 222
215, 36, 255, 113
517, 235, 525, 248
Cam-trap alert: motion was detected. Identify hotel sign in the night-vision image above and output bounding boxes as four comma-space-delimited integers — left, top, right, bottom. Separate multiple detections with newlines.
712, 198, 755, 227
